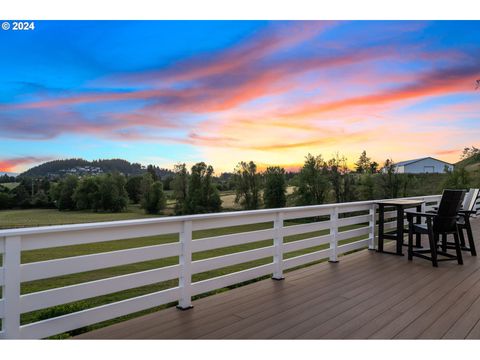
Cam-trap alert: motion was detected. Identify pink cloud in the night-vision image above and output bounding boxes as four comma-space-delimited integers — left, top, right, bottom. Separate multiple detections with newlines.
275, 62, 480, 120
0, 156, 52, 172
117, 21, 337, 85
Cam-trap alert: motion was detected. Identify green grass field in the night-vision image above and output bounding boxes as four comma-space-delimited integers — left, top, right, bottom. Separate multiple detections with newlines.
0, 205, 369, 338
0, 182, 20, 190
0, 205, 157, 229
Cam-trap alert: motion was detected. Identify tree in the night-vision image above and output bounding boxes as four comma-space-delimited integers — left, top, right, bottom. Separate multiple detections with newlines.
263, 166, 287, 208
73, 177, 100, 210
295, 154, 330, 205
53, 175, 78, 210
172, 163, 189, 215
358, 173, 375, 200
141, 181, 166, 214
125, 175, 143, 204
201, 165, 222, 213
96, 173, 128, 212
234, 161, 261, 210
326, 154, 358, 203
354, 150, 372, 174
162, 176, 174, 191
186, 162, 221, 214
31, 190, 51, 208
11, 184, 31, 208
48, 182, 60, 205
0, 192, 12, 210
342, 172, 357, 202
369, 161, 379, 174
147, 164, 158, 181
461, 146, 480, 160
140, 172, 154, 196
327, 154, 349, 203
0, 174, 16, 183
380, 159, 406, 199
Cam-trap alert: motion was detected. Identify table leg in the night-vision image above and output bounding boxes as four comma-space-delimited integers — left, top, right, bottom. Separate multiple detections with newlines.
396, 206, 404, 255
377, 204, 384, 253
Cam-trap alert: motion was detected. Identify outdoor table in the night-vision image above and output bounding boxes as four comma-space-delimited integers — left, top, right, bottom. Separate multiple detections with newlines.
376, 199, 424, 256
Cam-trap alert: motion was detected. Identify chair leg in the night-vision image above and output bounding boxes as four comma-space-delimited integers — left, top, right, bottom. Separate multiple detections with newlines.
454, 231, 464, 265
408, 227, 414, 261
441, 233, 447, 252
465, 219, 477, 256
459, 227, 466, 247
429, 231, 438, 267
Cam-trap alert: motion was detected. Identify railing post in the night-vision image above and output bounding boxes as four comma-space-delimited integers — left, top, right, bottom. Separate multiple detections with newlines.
329, 207, 339, 263
368, 204, 376, 250
272, 212, 284, 280
3, 236, 21, 339
177, 221, 193, 310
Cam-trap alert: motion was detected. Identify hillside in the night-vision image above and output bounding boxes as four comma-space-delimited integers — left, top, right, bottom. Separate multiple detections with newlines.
19, 158, 174, 179
456, 153, 480, 172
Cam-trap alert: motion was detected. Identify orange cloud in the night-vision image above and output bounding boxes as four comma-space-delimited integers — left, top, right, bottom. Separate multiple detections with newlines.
277, 63, 480, 119
435, 149, 460, 156
0, 157, 51, 172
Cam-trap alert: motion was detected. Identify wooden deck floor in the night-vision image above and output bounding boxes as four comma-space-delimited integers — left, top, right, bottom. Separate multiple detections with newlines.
77, 218, 480, 339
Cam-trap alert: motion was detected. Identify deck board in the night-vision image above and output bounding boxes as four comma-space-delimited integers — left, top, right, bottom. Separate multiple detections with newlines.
76, 218, 480, 339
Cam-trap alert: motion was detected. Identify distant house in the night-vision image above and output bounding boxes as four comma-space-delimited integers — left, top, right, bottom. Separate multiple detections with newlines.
386, 157, 454, 174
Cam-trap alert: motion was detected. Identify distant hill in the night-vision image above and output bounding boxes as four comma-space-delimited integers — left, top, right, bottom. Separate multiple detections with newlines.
19, 158, 174, 179
0, 172, 18, 177
456, 153, 480, 172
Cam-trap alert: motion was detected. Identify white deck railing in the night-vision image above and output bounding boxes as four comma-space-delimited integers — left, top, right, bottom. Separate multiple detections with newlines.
2, 194, 475, 339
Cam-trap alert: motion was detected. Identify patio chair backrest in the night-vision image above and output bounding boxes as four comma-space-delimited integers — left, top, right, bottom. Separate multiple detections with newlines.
462, 188, 479, 212
434, 189, 466, 233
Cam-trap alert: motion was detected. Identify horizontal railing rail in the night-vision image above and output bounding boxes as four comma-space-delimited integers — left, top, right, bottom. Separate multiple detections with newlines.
0, 195, 445, 339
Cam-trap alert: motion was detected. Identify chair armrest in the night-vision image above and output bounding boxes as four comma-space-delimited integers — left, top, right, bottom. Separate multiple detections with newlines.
458, 210, 477, 216
404, 211, 437, 219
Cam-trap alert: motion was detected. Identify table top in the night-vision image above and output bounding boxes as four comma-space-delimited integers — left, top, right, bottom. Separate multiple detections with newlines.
376, 199, 424, 207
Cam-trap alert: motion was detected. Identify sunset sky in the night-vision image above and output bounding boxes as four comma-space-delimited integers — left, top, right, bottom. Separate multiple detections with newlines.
0, 20, 479, 173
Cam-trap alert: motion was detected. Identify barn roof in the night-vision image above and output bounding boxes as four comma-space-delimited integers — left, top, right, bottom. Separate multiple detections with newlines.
395, 157, 454, 167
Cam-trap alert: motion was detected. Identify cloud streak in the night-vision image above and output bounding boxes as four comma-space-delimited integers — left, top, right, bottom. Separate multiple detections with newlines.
0, 156, 52, 172
275, 62, 480, 120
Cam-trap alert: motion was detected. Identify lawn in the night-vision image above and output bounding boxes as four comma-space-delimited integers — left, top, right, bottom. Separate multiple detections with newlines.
0, 205, 157, 229
219, 186, 296, 210
1, 206, 370, 338
0, 182, 20, 190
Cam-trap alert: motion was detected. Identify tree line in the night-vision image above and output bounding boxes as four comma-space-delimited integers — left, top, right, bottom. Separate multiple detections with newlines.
1, 150, 478, 213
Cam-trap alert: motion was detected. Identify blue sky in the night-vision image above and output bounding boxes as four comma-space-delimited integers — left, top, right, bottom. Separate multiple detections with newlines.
0, 20, 479, 172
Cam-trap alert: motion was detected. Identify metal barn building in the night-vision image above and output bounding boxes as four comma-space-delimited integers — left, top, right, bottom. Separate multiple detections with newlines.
393, 157, 454, 174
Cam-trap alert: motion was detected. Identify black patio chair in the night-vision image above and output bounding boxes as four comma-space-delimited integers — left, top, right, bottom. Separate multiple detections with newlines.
440, 188, 479, 256
405, 189, 466, 267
